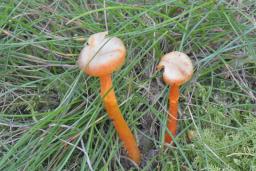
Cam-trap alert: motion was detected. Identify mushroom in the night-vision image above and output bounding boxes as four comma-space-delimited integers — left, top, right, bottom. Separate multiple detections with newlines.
78, 32, 141, 164
157, 51, 193, 144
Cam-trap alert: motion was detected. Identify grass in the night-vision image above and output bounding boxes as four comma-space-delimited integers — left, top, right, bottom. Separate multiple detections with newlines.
0, 0, 256, 170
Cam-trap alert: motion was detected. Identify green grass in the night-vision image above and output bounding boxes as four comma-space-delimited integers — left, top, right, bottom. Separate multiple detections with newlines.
1, 0, 256, 170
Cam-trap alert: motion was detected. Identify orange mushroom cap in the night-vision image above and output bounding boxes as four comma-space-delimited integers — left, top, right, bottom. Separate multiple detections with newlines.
78, 32, 126, 76
157, 51, 193, 86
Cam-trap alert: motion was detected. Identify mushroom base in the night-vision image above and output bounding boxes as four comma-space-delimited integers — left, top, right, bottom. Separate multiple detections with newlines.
165, 84, 180, 144
100, 74, 141, 164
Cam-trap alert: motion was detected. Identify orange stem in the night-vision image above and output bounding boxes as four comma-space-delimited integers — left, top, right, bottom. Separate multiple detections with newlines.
164, 84, 180, 144
99, 74, 141, 164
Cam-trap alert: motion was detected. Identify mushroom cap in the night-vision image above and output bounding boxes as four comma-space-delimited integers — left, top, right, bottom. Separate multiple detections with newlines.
157, 51, 193, 86
78, 32, 126, 76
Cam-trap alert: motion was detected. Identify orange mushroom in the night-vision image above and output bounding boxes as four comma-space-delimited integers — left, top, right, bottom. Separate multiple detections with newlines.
78, 32, 141, 164
157, 51, 193, 144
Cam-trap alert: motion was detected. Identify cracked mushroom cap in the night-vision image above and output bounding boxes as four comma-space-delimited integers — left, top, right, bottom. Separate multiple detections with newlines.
78, 32, 126, 76
157, 51, 193, 86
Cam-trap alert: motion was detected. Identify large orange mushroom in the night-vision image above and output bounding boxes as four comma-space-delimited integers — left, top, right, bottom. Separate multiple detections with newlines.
157, 51, 193, 144
78, 32, 141, 164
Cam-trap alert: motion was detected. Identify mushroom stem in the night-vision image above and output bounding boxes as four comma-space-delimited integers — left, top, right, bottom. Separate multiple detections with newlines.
99, 74, 141, 164
165, 84, 180, 143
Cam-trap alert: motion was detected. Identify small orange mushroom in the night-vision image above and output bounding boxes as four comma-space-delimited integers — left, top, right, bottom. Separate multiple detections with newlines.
157, 51, 193, 144
78, 32, 141, 164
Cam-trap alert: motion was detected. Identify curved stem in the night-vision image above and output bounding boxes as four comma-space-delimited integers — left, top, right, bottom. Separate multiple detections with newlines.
164, 84, 180, 143
99, 74, 141, 164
